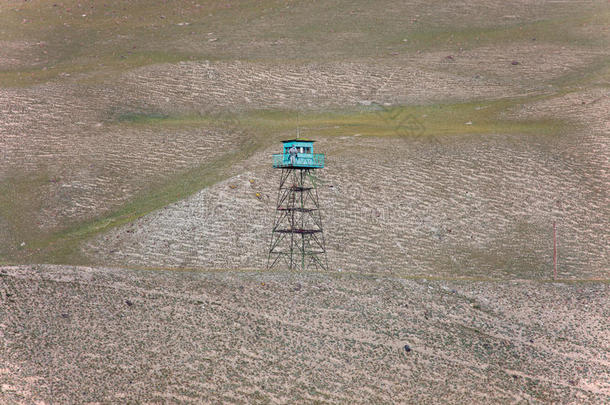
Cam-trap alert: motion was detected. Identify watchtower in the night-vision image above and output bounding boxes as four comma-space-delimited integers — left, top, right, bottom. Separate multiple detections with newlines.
267, 139, 329, 270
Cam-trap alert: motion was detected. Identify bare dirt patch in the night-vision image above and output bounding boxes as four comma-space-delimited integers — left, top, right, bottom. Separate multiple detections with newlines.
116, 59, 517, 114
0, 41, 44, 70
1, 265, 608, 403
418, 44, 608, 89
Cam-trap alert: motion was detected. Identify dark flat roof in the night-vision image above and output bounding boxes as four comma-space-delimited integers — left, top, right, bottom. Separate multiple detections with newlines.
282, 139, 316, 143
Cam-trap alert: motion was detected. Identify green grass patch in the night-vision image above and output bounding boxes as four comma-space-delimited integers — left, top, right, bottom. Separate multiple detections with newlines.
0, 172, 52, 243
115, 111, 171, 123
0, 50, 201, 87
549, 56, 610, 90
119, 97, 566, 139
399, 10, 610, 51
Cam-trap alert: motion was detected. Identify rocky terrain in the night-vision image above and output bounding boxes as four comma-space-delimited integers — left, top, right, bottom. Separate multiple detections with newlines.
1, 265, 609, 403
1, 0, 608, 403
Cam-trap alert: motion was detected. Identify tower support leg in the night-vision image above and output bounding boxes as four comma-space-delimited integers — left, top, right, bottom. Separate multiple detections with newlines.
267, 168, 328, 271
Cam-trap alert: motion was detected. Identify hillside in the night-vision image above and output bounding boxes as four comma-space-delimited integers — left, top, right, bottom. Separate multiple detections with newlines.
0, 0, 608, 269
1, 265, 609, 403
1, 0, 609, 403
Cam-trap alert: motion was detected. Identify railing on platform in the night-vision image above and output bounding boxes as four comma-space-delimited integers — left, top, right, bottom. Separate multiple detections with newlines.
272, 153, 325, 168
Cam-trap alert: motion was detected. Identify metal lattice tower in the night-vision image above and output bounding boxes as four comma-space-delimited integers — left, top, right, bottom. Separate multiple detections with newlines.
267, 140, 328, 271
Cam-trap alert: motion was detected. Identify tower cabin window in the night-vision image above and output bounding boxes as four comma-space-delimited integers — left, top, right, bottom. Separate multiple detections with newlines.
284, 144, 312, 154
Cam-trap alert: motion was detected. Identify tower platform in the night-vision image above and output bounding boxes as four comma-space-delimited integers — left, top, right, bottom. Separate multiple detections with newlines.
272, 153, 325, 168
272, 139, 325, 168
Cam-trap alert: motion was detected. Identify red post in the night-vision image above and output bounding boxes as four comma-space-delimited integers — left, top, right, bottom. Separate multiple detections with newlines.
553, 221, 557, 280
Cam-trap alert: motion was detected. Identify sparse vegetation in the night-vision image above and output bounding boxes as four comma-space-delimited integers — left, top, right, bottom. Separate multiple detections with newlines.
1, 0, 608, 402
1, 265, 608, 403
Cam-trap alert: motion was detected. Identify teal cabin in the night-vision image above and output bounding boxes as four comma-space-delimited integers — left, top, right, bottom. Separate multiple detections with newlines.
272, 139, 325, 168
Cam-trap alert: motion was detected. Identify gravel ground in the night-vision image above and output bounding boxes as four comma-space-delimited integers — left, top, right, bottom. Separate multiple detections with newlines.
1, 264, 608, 403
